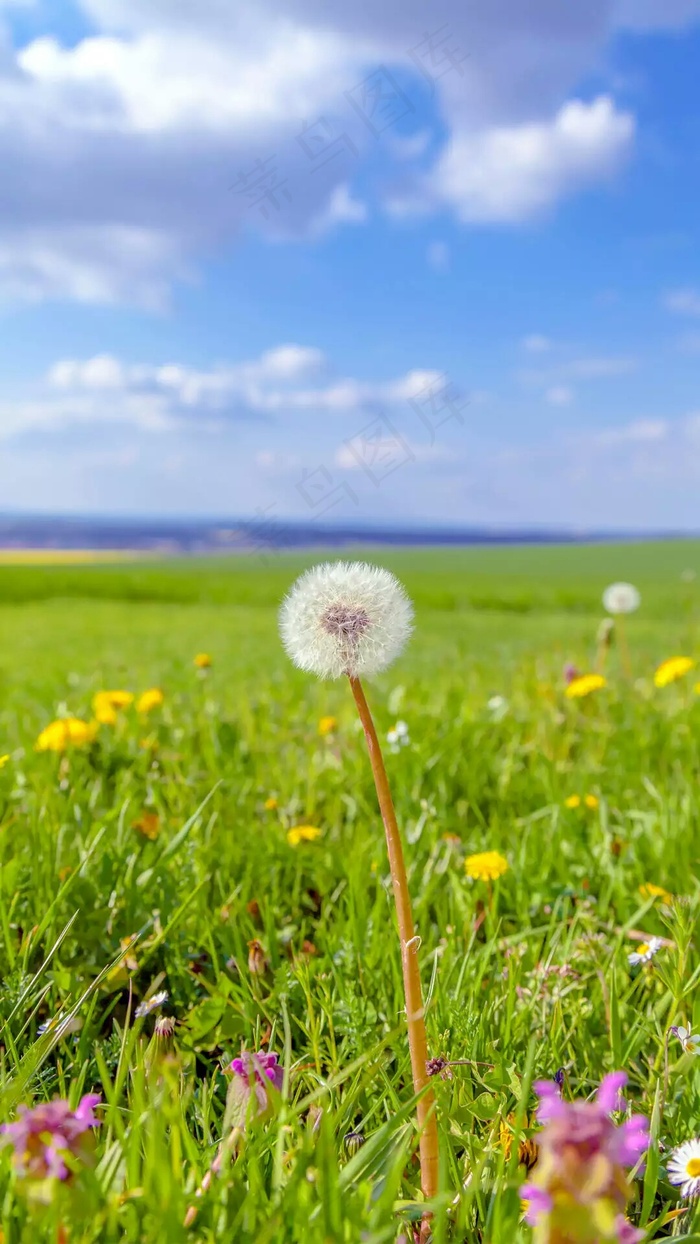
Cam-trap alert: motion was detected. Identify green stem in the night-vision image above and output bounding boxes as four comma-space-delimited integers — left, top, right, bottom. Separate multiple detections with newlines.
348, 676, 439, 1223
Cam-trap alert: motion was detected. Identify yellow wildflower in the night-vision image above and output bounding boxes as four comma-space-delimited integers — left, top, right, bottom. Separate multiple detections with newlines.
584, 794, 599, 809
0, 754, 9, 769
193, 653, 211, 669
264, 796, 278, 810
654, 656, 695, 688
132, 811, 161, 840
136, 688, 164, 714
93, 690, 134, 724
565, 673, 607, 699
318, 715, 337, 736
639, 882, 673, 904
564, 795, 581, 809
287, 825, 322, 847
36, 718, 97, 752
465, 850, 509, 881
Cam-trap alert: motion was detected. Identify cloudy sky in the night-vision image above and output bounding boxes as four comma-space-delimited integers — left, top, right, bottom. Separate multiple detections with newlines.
1, 0, 699, 530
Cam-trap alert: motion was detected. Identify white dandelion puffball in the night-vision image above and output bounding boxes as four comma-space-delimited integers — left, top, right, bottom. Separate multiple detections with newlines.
602, 582, 640, 615
279, 561, 413, 680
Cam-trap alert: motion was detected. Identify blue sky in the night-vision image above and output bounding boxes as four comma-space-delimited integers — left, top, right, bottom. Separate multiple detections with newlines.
0, 0, 699, 530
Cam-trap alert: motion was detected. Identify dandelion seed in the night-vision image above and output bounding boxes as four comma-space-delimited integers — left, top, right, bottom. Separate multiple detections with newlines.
627, 936, 663, 967
135, 990, 168, 1018
668, 1138, 700, 1198
670, 1025, 700, 1055
0, 1095, 101, 1183
136, 688, 164, 714
279, 561, 413, 681
654, 656, 695, 687
465, 851, 509, 881
565, 673, 607, 699
603, 583, 641, 615
286, 825, 322, 847
318, 715, 337, 736
35, 718, 97, 752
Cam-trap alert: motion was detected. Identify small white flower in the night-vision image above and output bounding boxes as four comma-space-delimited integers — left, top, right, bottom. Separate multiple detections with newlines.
487, 694, 508, 721
279, 562, 413, 681
135, 990, 168, 1018
671, 1025, 700, 1055
668, 1137, 700, 1198
627, 936, 663, 967
387, 720, 410, 752
602, 582, 641, 615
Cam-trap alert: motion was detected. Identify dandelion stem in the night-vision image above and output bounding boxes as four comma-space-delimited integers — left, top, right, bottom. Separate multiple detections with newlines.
348, 675, 439, 1220
616, 615, 631, 678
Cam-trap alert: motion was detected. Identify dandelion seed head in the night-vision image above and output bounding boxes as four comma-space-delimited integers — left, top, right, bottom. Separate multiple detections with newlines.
603, 582, 640, 615
279, 561, 413, 681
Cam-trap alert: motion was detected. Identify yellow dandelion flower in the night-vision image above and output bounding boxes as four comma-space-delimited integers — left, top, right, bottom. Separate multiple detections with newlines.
565, 673, 607, 699
639, 882, 673, 904
264, 796, 278, 810
0, 754, 10, 769
564, 794, 581, 809
93, 690, 134, 725
136, 688, 164, 714
35, 718, 98, 752
584, 794, 599, 809
194, 653, 212, 669
287, 825, 322, 847
318, 715, 337, 736
465, 850, 509, 881
654, 656, 695, 688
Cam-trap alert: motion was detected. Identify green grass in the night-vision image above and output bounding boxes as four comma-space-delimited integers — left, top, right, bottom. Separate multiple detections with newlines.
1, 544, 700, 1241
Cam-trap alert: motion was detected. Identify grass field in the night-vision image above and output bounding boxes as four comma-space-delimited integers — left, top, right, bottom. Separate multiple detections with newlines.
2, 542, 700, 1242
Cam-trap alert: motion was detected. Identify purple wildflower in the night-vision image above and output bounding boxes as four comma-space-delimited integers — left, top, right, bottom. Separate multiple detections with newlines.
521, 1073, 648, 1241
563, 663, 580, 686
226, 1051, 283, 1128
0, 1094, 101, 1183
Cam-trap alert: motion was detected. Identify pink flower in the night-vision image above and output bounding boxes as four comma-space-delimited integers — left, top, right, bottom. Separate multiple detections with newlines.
226, 1051, 283, 1126
521, 1073, 648, 1241
0, 1094, 101, 1182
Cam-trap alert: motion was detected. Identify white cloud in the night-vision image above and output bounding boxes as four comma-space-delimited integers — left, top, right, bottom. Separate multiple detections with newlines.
414, 97, 634, 224
664, 287, 700, 316
591, 417, 668, 445
522, 334, 552, 353
0, 1, 653, 306
546, 386, 573, 405
519, 353, 638, 388
2, 347, 447, 439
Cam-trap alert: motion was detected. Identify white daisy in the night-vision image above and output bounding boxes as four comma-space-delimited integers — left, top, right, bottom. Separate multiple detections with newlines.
671, 1025, 700, 1055
602, 582, 641, 615
135, 989, 168, 1018
627, 936, 663, 967
387, 720, 410, 751
487, 694, 508, 721
279, 562, 413, 681
668, 1138, 700, 1198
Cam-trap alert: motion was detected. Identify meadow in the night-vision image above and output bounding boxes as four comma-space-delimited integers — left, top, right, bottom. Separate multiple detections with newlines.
1, 541, 700, 1242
